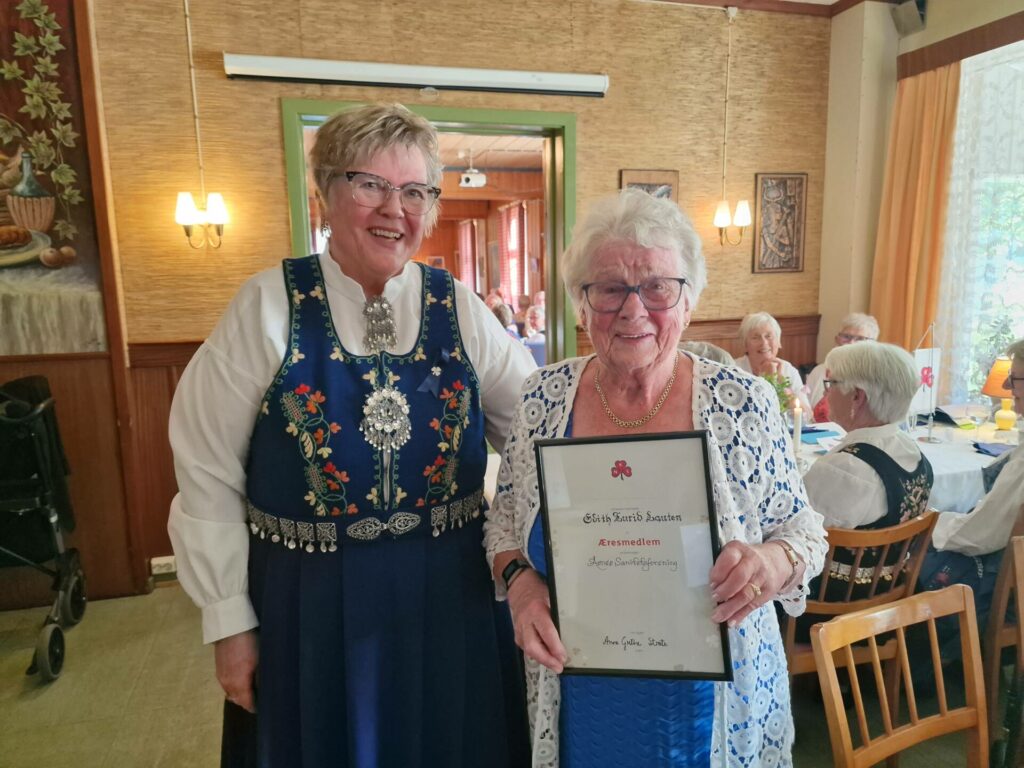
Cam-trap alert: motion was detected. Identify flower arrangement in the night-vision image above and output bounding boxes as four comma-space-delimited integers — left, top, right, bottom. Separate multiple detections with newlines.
761, 371, 793, 412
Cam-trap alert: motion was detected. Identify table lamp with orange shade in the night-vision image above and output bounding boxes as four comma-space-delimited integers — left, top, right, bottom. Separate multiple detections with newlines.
982, 356, 1017, 430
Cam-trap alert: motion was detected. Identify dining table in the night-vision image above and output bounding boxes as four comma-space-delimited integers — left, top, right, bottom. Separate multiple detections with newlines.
799, 421, 1018, 513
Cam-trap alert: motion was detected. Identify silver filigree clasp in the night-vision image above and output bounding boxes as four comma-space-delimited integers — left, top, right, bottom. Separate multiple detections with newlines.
360, 385, 412, 451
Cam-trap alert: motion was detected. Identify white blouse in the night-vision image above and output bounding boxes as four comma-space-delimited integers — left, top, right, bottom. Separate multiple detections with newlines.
932, 442, 1024, 557
802, 423, 926, 529
167, 251, 536, 643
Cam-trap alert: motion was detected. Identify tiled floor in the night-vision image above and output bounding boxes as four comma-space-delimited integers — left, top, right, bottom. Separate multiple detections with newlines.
0, 584, 980, 766
0, 585, 220, 768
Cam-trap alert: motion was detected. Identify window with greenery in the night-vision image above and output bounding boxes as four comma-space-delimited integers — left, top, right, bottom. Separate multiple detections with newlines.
937, 40, 1024, 403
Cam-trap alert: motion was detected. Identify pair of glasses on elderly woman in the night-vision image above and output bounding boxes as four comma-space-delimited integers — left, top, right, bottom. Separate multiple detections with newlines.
581, 277, 689, 313
337, 171, 441, 216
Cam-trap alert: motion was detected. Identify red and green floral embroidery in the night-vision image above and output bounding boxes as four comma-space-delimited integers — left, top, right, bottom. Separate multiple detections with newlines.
281, 383, 354, 517
416, 379, 471, 506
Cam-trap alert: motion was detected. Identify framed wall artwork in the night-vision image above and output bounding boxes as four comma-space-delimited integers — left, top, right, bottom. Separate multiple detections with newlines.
752, 172, 807, 274
620, 169, 679, 203
0, 0, 109, 354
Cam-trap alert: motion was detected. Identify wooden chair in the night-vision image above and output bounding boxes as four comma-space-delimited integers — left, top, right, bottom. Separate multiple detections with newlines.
983, 505, 1024, 749
782, 511, 938, 682
989, 534, 1024, 767
811, 584, 988, 768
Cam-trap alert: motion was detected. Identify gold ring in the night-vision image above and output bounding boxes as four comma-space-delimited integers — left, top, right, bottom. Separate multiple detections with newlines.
747, 582, 762, 599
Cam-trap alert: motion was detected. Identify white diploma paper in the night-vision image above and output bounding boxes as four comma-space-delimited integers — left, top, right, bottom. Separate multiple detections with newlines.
536, 432, 731, 680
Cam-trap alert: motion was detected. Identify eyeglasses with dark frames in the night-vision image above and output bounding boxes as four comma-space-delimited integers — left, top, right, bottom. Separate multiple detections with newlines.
581, 277, 689, 314
339, 171, 441, 216
1007, 374, 1024, 388
837, 332, 871, 344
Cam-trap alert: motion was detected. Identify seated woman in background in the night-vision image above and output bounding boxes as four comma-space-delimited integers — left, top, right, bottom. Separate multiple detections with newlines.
492, 302, 521, 339
805, 312, 879, 422
802, 341, 933, 530
522, 305, 546, 366
919, 338, 1024, 651
734, 311, 812, 414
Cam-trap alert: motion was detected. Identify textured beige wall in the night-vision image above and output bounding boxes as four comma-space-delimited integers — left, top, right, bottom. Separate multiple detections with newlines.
91, 0, 830, 343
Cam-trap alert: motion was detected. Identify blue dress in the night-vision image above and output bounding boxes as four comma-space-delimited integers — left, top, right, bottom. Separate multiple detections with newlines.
237, 256, 528, 767
526, 414, 714, 767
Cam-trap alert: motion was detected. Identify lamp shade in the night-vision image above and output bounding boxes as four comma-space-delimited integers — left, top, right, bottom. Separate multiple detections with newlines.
713, 200, 732, 228
175, 192, 200, 226
205, 193, 229, 225
982, 356, 1013, 397
733, 199, 752, 227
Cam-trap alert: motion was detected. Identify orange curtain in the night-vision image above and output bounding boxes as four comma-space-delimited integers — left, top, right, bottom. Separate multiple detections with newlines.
870, 62, 960, 349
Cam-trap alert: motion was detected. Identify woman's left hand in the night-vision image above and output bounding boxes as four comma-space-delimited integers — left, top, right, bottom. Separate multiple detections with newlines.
709, 540, 790, 627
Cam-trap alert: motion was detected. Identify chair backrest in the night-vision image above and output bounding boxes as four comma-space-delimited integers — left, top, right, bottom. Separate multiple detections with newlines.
811, 584, 988, 768
997, 537, 1024, 768
984, 506, 1024, 743
810, 510, 939, 617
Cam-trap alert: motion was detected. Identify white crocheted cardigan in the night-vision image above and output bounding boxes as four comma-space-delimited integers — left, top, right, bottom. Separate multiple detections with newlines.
483, 354, 827, 767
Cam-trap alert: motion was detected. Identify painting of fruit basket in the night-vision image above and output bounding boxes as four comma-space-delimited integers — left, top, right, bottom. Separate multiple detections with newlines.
0, 0, 106, 355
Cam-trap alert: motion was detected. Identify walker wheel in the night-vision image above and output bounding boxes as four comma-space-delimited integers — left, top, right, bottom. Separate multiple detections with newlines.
58, 568, 87, 626
35, 623, 65, 681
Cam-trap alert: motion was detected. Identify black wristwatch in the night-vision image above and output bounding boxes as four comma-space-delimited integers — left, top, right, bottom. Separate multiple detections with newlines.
501, 558, 532, 590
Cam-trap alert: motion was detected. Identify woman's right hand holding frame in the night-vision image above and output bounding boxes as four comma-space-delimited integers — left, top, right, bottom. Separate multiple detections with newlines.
508, 569, 568, 674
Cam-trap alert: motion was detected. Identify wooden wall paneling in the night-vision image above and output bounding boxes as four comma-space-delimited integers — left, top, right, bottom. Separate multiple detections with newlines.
414, 219, 458, 274
75, 0, 148, 594
127, 342, 199, 561
0, 356, 134, 609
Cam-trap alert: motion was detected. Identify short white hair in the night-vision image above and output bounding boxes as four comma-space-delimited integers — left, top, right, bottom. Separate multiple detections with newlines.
738, 312, 781, 344
839, 312, 880, 340
824, 341, 919, 424
561, 188, 706, 324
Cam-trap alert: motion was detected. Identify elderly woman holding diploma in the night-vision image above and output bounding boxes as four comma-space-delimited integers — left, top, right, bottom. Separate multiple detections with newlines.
484, 189, 826, 767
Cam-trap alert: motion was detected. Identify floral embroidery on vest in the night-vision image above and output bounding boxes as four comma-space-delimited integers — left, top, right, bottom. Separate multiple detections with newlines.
416, 379, 472, 506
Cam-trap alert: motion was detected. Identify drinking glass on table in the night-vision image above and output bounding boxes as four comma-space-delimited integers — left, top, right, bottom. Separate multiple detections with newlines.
965, 400, 990, 438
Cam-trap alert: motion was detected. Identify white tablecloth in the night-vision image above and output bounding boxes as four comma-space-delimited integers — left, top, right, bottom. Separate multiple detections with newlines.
801, 423, 1016, 514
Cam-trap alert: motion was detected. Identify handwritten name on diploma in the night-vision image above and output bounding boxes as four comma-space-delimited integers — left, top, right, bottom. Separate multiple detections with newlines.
582, 509, 684, 524
602, 635, 671, 652
586, 555, 679, 572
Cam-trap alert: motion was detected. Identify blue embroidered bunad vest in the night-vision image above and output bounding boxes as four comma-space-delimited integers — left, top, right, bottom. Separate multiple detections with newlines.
245, 256, 487, 550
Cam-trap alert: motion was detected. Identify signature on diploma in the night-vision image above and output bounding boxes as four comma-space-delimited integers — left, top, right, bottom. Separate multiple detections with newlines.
602, 634, 670, 651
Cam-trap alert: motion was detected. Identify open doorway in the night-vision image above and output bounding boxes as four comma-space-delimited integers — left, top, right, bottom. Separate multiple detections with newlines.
282, 100, 576, 360
422, 132, 548, 365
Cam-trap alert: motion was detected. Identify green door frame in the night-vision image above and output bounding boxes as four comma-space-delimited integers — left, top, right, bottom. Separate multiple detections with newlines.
281, 98, 578, 359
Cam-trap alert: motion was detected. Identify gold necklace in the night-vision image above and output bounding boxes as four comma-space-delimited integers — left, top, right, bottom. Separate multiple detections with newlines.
593, 353, 679, 429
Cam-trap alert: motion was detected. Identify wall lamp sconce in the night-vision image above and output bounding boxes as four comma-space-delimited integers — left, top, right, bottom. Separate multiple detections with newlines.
175, 192, 228, 248
713, 199, 751, 245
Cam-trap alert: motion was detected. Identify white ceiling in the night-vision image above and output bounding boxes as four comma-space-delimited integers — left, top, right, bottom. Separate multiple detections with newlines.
438, 133, 544, 171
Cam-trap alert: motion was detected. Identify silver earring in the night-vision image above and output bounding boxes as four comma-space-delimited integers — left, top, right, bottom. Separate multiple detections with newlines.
320, 222, 332, 238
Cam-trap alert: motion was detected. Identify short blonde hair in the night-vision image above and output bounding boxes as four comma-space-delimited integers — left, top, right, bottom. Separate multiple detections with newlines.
311, 103, 442, 231
824, 341, 919, 424
561, 188, 706, 324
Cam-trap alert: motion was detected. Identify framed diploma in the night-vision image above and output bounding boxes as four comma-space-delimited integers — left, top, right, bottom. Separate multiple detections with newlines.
535, 431, 732, 680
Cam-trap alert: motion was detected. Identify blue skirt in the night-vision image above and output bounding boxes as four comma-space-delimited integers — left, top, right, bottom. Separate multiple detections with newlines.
226, 515, 529, 768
